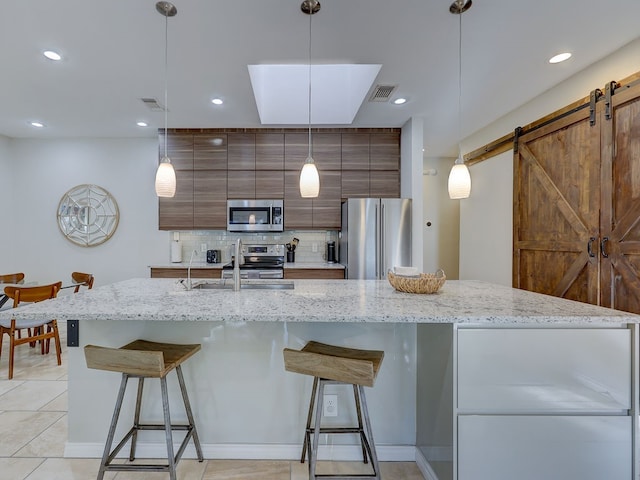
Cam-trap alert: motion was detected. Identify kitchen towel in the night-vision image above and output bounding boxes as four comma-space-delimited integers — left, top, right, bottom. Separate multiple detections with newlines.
393, 266, 419, 277
171, 240, 183, 263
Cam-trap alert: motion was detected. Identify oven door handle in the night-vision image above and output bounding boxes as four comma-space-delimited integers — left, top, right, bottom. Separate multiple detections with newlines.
257, 270, 284, 279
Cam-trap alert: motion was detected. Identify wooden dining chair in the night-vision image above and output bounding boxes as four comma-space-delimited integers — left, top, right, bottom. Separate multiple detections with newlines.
0, 282, 63, 379
0, 272, 25, 284
71, 272, 94, 293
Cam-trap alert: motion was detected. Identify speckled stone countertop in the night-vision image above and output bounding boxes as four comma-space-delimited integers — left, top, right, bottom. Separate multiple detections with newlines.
1, 278, 637, 325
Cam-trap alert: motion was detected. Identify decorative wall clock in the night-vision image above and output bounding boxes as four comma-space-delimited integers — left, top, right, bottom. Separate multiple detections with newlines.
57, 184, 119, 247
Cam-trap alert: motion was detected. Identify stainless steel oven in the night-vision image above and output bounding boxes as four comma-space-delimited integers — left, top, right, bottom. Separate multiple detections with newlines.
221, 244, 285, 279
227, 199, 283, 232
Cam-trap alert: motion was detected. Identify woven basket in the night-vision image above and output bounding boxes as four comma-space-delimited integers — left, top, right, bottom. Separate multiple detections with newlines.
387, 269, 446, 294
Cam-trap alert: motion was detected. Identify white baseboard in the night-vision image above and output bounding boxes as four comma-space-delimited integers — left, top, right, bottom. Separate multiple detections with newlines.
64, 442, 416, 462
415, 448, 440, 480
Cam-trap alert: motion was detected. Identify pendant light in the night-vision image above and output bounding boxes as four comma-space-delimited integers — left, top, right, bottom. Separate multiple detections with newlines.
155, 1, 177, 198
299, 0, 321, 198
448, 0, 472, 200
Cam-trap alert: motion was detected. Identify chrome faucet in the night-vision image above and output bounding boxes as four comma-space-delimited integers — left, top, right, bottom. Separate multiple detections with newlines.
233, 238, 243, 291
186, 249, 198, 290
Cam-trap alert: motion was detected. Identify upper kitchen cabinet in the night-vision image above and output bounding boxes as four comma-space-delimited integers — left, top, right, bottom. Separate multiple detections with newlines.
158, 132, 193, 170
284, 132, 341, 171
228, 133, 256, 170
341, 131, 400, 198
159, 170, 194, 230
194, 170, 227, 229
227, 170, 256, 199
284, 170, 313, 229
256, 133, 284, 170
193, 133, 227, 170
370, 132, 401, 170
341, 133, 369, 170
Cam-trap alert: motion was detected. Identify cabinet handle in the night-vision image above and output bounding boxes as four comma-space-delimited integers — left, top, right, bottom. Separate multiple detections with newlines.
587, 237, 596, 258
601, 237, 610, 258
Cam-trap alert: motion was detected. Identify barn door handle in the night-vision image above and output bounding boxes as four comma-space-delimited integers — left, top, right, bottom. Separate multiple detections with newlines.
587, 237, 596, 257
601, 237, 610, 258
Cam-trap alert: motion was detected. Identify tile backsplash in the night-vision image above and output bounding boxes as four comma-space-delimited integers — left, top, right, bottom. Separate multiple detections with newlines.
170, 230, 339, 264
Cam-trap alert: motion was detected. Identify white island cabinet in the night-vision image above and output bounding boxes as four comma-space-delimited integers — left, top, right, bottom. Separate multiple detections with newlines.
1, 278, 638, 480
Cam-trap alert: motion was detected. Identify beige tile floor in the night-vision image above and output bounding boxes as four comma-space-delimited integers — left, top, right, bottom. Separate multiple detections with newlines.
0, 321, 425, 479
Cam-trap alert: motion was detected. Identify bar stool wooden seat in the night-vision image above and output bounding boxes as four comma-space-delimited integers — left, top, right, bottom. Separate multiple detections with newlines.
283, 341, 384, 480
84, 340, 204, 480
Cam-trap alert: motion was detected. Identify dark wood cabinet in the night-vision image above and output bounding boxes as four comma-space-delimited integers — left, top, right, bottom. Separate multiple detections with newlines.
228, 133, 255, 170
159, 170, 194, 230
284, 170, 313, 229
194, 170, 227, 229
194, 133, 227, 170
256, 133, 284, 170
159, 128, 401, 231
284, 269, 345, 279
150, 268, 223, 279
227, 170, 256, 199
256, 170, 284, 199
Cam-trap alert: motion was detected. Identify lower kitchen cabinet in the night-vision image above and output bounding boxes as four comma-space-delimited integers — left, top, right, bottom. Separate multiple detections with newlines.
456, 327, 632, 480
458, 415, 631, 480
416, 324, 636, 480
150, 268, 223, 279
284, 269, 344, 279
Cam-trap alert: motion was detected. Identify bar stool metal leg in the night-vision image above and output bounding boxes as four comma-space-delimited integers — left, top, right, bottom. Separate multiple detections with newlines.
301, 376, 319, 463
160, 376, 178, 480
129, 377, 145, 461
97, 373, 129, 480
358, 385, 380, 480
176, 365, 204, 461
309, 378, 326, 479
353, 384, 368, 464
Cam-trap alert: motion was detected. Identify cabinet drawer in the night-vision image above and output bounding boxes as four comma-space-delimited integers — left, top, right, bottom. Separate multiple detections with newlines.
457, 328, 630, 412
458, 415, 631, 480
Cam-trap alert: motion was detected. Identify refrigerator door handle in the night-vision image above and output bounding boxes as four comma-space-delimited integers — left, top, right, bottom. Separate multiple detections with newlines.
375, 203, 379, 278
380, 202, 385, 279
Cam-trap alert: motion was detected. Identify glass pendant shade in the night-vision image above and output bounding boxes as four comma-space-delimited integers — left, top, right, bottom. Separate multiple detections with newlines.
448, 159, 471, 199
299, 156, 320, 198
155, 157, 176, 197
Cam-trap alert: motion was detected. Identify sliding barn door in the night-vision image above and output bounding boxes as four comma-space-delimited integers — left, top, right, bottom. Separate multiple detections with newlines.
513, 108, 601, 304
600, 82, 640, 313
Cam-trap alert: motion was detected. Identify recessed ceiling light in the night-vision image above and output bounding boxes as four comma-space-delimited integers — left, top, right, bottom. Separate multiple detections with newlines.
393, 98, 407, 105
549, 52, 572, 64
137, 121, 149, 127
211, 98, 223, 105
43, 50, 62, 61
30, 121, 45, 128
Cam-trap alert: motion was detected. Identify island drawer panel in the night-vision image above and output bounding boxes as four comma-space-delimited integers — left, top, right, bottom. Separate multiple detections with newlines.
457, 328, 631, 412
458, 415, 631, 480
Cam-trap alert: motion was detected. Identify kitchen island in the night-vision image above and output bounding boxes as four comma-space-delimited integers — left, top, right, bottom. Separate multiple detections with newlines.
1, 278, 638, 480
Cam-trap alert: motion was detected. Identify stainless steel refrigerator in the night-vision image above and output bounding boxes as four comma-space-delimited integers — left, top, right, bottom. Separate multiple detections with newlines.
340, 198, 412, 279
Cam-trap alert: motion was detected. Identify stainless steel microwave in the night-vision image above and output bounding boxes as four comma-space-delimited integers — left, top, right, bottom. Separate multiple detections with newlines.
227, 199, 284, 232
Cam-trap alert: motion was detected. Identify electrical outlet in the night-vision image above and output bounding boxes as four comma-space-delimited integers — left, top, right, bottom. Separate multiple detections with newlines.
323, 394, 338, 417
312, 242, 318, 253
200, 243, 207, 252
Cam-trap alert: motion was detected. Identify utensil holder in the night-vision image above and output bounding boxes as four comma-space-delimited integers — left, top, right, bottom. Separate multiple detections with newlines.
287, 251, 295, 263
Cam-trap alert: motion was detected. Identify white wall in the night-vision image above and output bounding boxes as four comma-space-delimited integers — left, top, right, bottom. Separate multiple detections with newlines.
460, 37, 640, 285
8, 138, 168, 287
423, 158, 460, 279
0, 135, 13, 271
401, 117, 425, 271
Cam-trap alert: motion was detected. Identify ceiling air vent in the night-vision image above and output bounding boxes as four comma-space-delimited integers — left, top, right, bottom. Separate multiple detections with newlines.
140, 97, 165, 112
368, 84, 397, 102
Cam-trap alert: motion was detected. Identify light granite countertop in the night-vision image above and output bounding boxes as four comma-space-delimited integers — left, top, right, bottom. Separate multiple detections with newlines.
1, 278, 637, 325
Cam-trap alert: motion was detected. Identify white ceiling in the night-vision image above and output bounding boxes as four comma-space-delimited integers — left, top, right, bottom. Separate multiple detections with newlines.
1, 0, 639, 157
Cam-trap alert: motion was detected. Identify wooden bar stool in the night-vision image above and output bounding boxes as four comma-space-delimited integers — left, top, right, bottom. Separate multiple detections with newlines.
84, 340, 204, 480
283, 341, 384, 480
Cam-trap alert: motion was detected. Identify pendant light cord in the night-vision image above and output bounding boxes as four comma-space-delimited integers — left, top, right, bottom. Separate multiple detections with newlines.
307, 7, 313, 159
164, 10, 169, 159
457, 0, 462, 160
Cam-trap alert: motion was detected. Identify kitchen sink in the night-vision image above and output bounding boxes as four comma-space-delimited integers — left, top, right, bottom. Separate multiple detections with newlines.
192, 281, 294, 290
